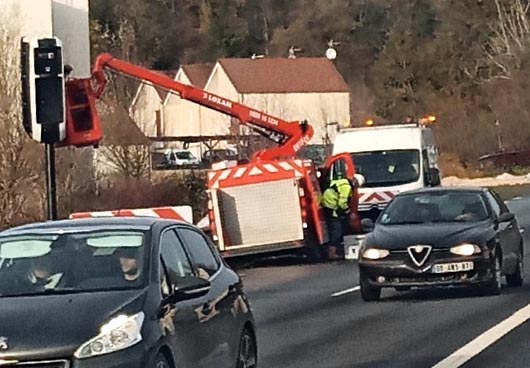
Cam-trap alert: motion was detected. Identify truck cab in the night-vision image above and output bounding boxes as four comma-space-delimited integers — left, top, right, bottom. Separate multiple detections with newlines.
332, 121, 441, 223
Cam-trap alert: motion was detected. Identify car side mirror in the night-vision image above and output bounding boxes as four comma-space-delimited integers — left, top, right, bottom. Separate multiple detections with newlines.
361, 218, 374, 233
170, 275, 211, 302
425, 168, 440, 186
497, 213, 515, 223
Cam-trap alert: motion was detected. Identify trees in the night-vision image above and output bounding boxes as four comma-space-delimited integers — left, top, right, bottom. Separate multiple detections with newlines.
87, 0, 530, 168
0, 7, 46, 228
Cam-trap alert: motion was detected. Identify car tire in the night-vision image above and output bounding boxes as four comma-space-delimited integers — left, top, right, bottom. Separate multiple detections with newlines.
483, 252, 502, 296
360, 272, 381, 301
153, 353, 171, 368
236, 327, 258, 368
506, 254, 524, 287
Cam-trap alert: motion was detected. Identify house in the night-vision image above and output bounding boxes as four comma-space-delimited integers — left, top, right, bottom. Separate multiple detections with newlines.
201, 57, 351, 145
131, 57, 350, 162
129, 63, 214, 159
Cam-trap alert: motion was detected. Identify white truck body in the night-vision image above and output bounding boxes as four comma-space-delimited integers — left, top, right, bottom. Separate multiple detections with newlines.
333, 124, 440, 222
206, 159, 325, 257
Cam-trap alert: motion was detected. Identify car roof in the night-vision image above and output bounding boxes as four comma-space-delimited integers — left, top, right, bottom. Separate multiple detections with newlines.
397, 186, 488, 196
0, 217, 188, 236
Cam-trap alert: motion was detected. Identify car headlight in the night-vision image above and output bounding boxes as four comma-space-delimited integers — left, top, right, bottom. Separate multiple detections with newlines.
362, 248, 390, 260
74, 312, 145, 359
450, 243, 482, 256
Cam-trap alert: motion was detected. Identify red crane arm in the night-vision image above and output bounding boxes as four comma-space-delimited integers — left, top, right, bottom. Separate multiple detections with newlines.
90, 54, 314, 160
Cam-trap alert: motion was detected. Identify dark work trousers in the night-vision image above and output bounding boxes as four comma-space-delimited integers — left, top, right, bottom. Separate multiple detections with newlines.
324, 208, 345, 256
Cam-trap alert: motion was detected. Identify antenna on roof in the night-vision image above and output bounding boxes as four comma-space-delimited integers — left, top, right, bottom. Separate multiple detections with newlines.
326, 39, 341, 60
288, 46, 302, 59
251, 53, 265, 60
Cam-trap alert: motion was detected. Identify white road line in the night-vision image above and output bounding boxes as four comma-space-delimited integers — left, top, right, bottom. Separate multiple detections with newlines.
331, 286, 360, 297
513, 196, 523, 200
432, 302, 530, 368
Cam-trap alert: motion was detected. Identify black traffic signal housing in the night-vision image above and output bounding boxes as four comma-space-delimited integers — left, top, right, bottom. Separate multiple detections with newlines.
20, 37, 66, 144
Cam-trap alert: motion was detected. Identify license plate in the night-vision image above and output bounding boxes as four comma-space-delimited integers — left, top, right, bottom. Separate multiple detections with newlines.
432, 262, 474, 274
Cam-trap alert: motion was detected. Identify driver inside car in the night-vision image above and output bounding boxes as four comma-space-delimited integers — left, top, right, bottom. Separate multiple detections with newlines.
27, 256, 64, 290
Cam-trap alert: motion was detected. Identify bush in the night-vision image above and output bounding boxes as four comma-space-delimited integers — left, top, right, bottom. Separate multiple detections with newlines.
61, 171, 208, 223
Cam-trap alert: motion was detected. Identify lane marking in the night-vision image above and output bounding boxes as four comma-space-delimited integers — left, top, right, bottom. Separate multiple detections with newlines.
513, 196, 523, 200
432, 302, 530, 368
331, 286, 360, 297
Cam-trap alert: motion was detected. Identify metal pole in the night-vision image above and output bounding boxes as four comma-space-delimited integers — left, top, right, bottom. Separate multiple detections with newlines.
45, 143, 57, 220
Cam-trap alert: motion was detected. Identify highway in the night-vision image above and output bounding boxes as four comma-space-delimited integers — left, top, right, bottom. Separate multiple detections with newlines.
236, 196, 530, 368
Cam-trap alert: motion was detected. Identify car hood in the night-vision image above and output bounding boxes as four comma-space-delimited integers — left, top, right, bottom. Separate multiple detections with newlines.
0, 288, 147, 361
370, 221, 493, 250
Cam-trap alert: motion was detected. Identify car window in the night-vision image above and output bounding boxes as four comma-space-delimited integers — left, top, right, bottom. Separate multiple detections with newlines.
485, 191, 502, 217
178, 228, 220, 279
0, 230, 148, 297
379, 191, 489, 225
489, 190, 509, 214
160, 229, 194, 295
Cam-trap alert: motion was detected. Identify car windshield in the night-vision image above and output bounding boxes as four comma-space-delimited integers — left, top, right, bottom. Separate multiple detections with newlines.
352, 149, 420, 187
176, 151, 194, 159
0, 230, 148, 297
379, 191, 490, 225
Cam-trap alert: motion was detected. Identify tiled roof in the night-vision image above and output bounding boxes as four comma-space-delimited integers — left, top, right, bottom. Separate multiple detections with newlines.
153, 70, 178, 100
217, 57, 349, 93
181, 63, 214, 88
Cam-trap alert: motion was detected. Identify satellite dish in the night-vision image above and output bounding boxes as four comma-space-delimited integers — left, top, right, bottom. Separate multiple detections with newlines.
326, 48, 337, 60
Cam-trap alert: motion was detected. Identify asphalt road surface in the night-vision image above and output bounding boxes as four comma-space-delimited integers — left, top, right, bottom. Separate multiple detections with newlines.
235, 196, 530, 368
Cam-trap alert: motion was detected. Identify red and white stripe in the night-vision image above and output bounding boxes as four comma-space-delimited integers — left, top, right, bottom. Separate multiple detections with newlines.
208, 160, 305, 188
69, 206, 193, 223
358, 191, 397, 205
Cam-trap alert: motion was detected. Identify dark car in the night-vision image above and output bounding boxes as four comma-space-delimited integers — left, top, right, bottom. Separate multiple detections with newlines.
201, 149, 239, 166
0, 217, 257, 367
358, 187, 524, 301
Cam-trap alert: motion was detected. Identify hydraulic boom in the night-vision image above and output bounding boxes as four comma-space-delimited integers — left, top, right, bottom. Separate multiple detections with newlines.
84, 53, 314, 160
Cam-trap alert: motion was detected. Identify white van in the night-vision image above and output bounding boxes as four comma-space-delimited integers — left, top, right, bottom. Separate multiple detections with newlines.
333, 122, 441, 223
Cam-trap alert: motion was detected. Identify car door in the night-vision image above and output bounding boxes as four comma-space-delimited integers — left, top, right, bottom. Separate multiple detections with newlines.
158, 227, 213, 368
176, 226, 237, 368
485, 190, 520, 273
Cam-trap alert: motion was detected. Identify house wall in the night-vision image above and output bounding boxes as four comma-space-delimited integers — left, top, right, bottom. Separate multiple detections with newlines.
130, 85, 163, 137
201, 64, 238, 137
242, 92, 351, 144
164, 72, 202, 136
162, 65, 237, 158
157, 62, 350, 160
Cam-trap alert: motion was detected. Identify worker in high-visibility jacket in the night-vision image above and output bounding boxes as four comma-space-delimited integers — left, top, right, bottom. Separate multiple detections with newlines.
321, 170, 354, 259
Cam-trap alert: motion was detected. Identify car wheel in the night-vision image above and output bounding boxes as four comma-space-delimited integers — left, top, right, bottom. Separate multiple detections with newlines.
506, 255, 524, 287
483, 253, 502, 296
360, 272, 381, 301
236, 328, 257, 368
153, 353, 171, 368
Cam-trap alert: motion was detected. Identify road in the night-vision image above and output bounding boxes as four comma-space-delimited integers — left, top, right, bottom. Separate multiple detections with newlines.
235, 196, 530, 368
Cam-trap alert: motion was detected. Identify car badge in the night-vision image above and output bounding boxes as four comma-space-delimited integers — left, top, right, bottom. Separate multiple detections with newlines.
407, 245, 432, 267
0, 337, 8, 351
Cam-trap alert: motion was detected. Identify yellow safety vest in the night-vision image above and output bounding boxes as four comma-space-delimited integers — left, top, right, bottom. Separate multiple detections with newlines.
321, 178, 353, 217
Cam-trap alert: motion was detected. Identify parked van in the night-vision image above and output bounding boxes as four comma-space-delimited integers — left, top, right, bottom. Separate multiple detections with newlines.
332, 119, 441, 223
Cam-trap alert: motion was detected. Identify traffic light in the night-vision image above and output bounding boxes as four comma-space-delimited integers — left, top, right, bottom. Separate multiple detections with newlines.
21, 37, 66, 144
